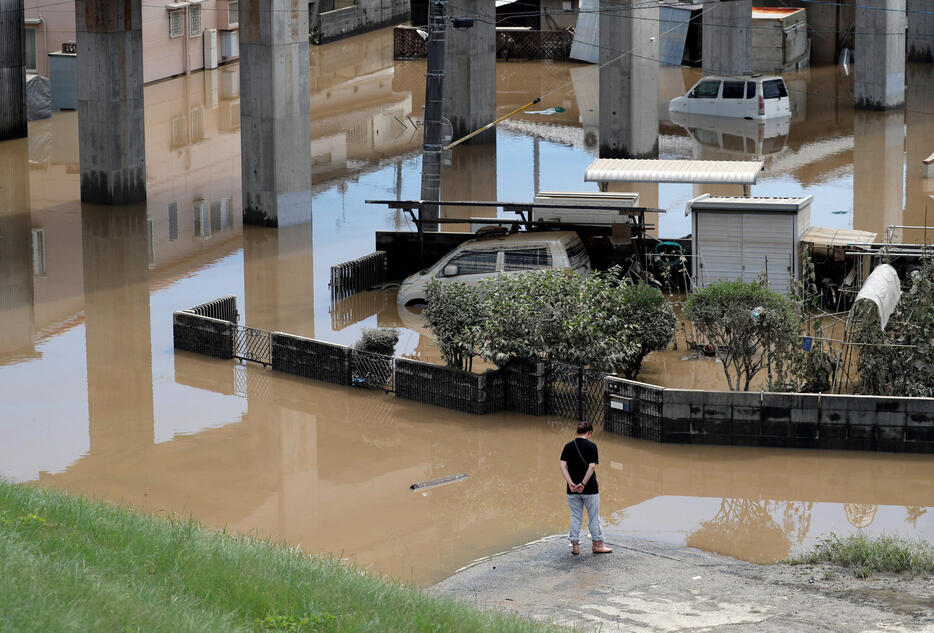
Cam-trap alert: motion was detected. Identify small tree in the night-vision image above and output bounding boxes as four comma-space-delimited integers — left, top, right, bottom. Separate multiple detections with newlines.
476, 268, 639, 371
684, 280, 797, 391
618, 283, 676, 379
354, 327, 400, 356
423, 279, 486, 371
766, 250, 838, 393
422, 268, 650, 373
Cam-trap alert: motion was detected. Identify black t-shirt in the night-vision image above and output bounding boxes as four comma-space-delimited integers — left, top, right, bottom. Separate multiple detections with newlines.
560, 437, 599, 495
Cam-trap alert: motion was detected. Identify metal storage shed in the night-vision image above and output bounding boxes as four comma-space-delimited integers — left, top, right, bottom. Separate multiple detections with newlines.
687, 194, 813, 296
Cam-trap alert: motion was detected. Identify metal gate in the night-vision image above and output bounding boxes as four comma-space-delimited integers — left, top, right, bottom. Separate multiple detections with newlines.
234, 325, 271, 366
350, 349, 395, 393
547, 362, 606, 424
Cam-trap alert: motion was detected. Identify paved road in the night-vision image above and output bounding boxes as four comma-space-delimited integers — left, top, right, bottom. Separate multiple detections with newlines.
433, 535, 934, 632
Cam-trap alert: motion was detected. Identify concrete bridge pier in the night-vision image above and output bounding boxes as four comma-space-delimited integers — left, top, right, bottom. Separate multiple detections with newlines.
701, 0, 751, 76
0, 0, 27, 140
855, 0, 905, 110
442, 0, 496, 144
239, 0, 313, 227
907, 0, 934, 62
598, 0, 658, 159
76, 0, 147, 204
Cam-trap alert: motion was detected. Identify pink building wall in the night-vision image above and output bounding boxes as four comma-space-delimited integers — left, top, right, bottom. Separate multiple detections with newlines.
24, 1, 238, 84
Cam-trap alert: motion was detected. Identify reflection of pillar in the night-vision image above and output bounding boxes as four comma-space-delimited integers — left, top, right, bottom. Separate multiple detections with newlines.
0, 0, 27, 140
701, 0, 751, 76
242, 224, 315, 337
853, 111, 904, 237
76, 0, 147, 203
239, 0, 312, 227
907, 0, 934, 62
599, 0, 658, 159
854, 0, 905, 110
0, 139, 34, 358
82, 204, 154, 453
903, 64, 934, 240
442, 0, 496, 143
441, 144, 497, 232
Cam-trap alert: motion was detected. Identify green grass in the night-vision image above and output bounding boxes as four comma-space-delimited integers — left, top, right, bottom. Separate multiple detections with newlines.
786, 533, 934, 578
0, 480, 568, 633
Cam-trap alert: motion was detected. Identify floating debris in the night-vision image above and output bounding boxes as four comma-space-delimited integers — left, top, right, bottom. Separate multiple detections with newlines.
410, 473, 468, 491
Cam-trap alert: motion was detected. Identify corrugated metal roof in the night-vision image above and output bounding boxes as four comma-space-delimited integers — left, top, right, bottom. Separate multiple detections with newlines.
802, 226, 877, 247
584, 159, 764, 184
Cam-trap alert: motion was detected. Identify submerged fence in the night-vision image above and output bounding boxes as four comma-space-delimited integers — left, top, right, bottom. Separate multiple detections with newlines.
330, 251, 387, 299
174, 296, 603, 422
175, 296, 934, 452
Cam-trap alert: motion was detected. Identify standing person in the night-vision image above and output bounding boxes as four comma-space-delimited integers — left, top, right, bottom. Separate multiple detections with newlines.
560, 421, 612, 556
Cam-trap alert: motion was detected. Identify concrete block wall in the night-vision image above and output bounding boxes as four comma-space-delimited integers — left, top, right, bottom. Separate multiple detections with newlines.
504, 360, 548, 416
605, 376, 934, 453
395, 358, 504, 415
318, 0, 409, 44
271, 332, 352, 385
173, 311, 234, 359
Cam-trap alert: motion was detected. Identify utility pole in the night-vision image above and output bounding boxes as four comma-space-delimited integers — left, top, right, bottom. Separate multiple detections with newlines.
419, 0, 446, 232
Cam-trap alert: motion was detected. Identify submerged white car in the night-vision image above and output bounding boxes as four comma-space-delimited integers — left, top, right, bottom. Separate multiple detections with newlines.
669, 75, 792, 120
396, 230, 591, 305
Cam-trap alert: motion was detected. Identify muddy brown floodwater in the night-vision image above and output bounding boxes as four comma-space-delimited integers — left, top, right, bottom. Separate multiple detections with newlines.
2, 26, 934, 587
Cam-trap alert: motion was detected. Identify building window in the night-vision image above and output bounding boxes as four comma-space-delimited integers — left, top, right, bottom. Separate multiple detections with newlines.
189, 4, 202, 37
193, 200, 210, 237
24, 27, 38, 72
168, 202, 179, 241
190, 106, 204, 143
228, 1, 239, 27
171, 114, 188, 147
169, 9, 184, 38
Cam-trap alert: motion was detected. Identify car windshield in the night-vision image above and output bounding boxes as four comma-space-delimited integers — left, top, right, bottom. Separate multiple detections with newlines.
763, 79, 788, 99
690, 81, 720, 98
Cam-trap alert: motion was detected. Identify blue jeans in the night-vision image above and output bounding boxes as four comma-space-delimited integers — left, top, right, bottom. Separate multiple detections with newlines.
567, 493, 604, 543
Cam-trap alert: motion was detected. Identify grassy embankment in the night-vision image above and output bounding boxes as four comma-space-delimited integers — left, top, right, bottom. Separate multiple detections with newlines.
0, 480, 566, 633
786, 533, 934, 578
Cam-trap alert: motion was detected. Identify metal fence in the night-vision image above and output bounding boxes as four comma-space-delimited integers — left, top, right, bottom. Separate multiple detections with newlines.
351, 348, 395, 392
546, 362, 607, 424
330, 251, 387, 299
394, 26, 573, 61
188, 294, 238, 323
234, 325, 272, 366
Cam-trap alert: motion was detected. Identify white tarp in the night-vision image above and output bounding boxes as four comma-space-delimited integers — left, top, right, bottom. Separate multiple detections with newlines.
854, 263, 901, 330
25, 74, 51, 121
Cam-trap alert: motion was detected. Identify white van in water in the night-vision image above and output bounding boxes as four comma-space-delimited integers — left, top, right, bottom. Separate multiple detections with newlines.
396, 231, 591, 305
668, 75, 792, 120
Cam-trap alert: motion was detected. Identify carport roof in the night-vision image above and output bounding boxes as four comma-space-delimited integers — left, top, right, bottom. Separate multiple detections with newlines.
584, 159, 764, 185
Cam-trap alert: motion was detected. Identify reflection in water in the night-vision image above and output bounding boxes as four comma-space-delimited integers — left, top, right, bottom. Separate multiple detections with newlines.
441, 144, 498, 231
2, 28, 934, 588
82, 205, 155, 453
0, 139, 34, 363
687, 499, 813, 563
243, 224, 315, 336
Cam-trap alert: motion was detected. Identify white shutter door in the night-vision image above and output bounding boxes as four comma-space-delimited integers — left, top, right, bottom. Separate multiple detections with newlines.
697, 212, 744, 287
742, 213, 793, 295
